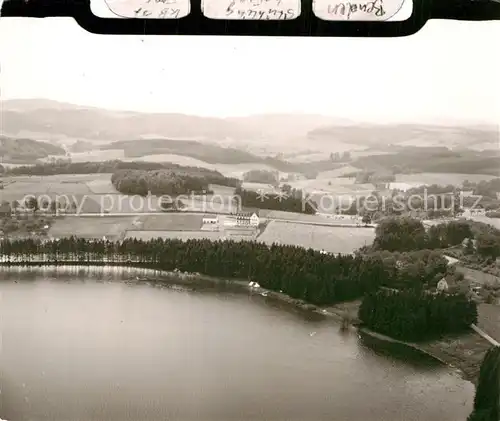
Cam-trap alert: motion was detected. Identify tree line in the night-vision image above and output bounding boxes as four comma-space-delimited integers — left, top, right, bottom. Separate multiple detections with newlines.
111, 167, 240, 197
371, 218, 474, 252
242, 169, 279, 185
3, 160, 240, 187
0, 236, 456, 303
234, 186, 317, 214
359, 289, 477, 342
0, 236, 393, 305
359, 249, 454, 290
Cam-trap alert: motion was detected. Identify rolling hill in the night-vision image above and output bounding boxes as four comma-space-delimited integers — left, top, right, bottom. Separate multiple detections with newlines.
2, 99, 498, 176
0, 136, 65, 163
308, 123, 498, 150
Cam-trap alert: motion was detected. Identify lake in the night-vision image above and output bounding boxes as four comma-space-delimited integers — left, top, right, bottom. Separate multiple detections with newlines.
0, 266, 474, 421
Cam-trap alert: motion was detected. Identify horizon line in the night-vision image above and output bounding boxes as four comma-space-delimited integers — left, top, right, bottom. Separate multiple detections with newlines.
1, 97, 497, 127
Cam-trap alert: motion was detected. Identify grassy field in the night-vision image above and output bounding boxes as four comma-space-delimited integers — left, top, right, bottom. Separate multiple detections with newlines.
48, 216, 138, 239
265, 210, 362, 225
315, 165, 360, 180
455, 265, 500, 287
258, 221, 375, 253
1, 177, 94, 203
477, 303, 500, 342
124, 230, 222, 241
1, 174, 114, 200
68, 149, 125, 162
470, 216, 500, 231
123, 154, 212, 168
241, 182, 279, 193
136, 214, 203, 230
395, 173, 498, 186
214, 163, 280, 178
0, 174, 241, 215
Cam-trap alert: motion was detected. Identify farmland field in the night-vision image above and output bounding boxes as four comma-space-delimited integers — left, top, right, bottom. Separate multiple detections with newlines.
68, 149, 125, 162
86, 178, 118, 194
477, 304, 500, 342
48, 216, 138, 239
470, 216, 500, 231
395, 173, 498, 186
257, 221, 375, 253
315, 166, 360, 180
241, 182, 279, 193
214, 163, 280, 178
123, 154, 213, 168
0, 176, 94, 202
124, 230, 222, 241
265, 210, 362, 225
136, 214, 203, 231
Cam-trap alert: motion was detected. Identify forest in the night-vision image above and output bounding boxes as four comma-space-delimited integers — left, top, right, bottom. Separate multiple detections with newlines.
353, 148, 500, 176
234, 186, 317, 214
242, 169, 279, 185
0, 236, 390, 305
359, 289, 477, 341
359, 248, 457, 290
3, 160, 240, 187
370, 217, 500, 262
0, 235, 459, 304
110, 167, 240, 196
370, 218, 473, 252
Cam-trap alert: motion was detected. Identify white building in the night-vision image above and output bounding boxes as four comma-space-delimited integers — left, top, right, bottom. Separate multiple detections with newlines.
437, 278, 449, 292
202, 214, 219, 225
225, 212, 260, 227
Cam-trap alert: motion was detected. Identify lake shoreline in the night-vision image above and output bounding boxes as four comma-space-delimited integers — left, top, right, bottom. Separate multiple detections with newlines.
0, 261, 489, 385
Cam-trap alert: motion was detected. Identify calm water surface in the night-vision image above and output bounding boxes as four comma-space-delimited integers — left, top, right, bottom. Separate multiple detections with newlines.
0, 266, 474, 421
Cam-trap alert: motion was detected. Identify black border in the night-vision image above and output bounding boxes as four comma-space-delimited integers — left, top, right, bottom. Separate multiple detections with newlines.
1, 0, 499, 35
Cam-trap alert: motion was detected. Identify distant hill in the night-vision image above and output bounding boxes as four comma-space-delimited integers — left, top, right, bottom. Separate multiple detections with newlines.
3, 99, 497, 152
352, 147, 500, 176
0, 136, 65, 163
2, 99, 326, 143
308, 123, 498, 149
99, 138, 342, 175
2, 99, 498, 173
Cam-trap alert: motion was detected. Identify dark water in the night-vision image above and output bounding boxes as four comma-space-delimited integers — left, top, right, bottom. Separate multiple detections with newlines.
0, 266, 474, 421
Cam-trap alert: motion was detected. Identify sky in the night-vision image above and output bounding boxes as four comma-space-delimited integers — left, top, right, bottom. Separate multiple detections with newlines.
0, 15, 499, 124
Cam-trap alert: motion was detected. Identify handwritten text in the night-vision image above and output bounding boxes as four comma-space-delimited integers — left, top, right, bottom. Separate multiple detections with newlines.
203, 0, 299, 19
134, 6, 182, 17
328, 0, 385, 18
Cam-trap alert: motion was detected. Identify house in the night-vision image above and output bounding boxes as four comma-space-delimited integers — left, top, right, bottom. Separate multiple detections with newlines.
202, 214, 219, 225
226, 211, 260, 227
437, 278, 449, 292
238, 212, 260, 227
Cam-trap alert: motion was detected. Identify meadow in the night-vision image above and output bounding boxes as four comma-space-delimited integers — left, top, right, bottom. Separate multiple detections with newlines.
136, 214, 204, 231
48, 216, 138, 240
257, 221, 375, 254
264, 210, 360, 224
395, 173, 498, 186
